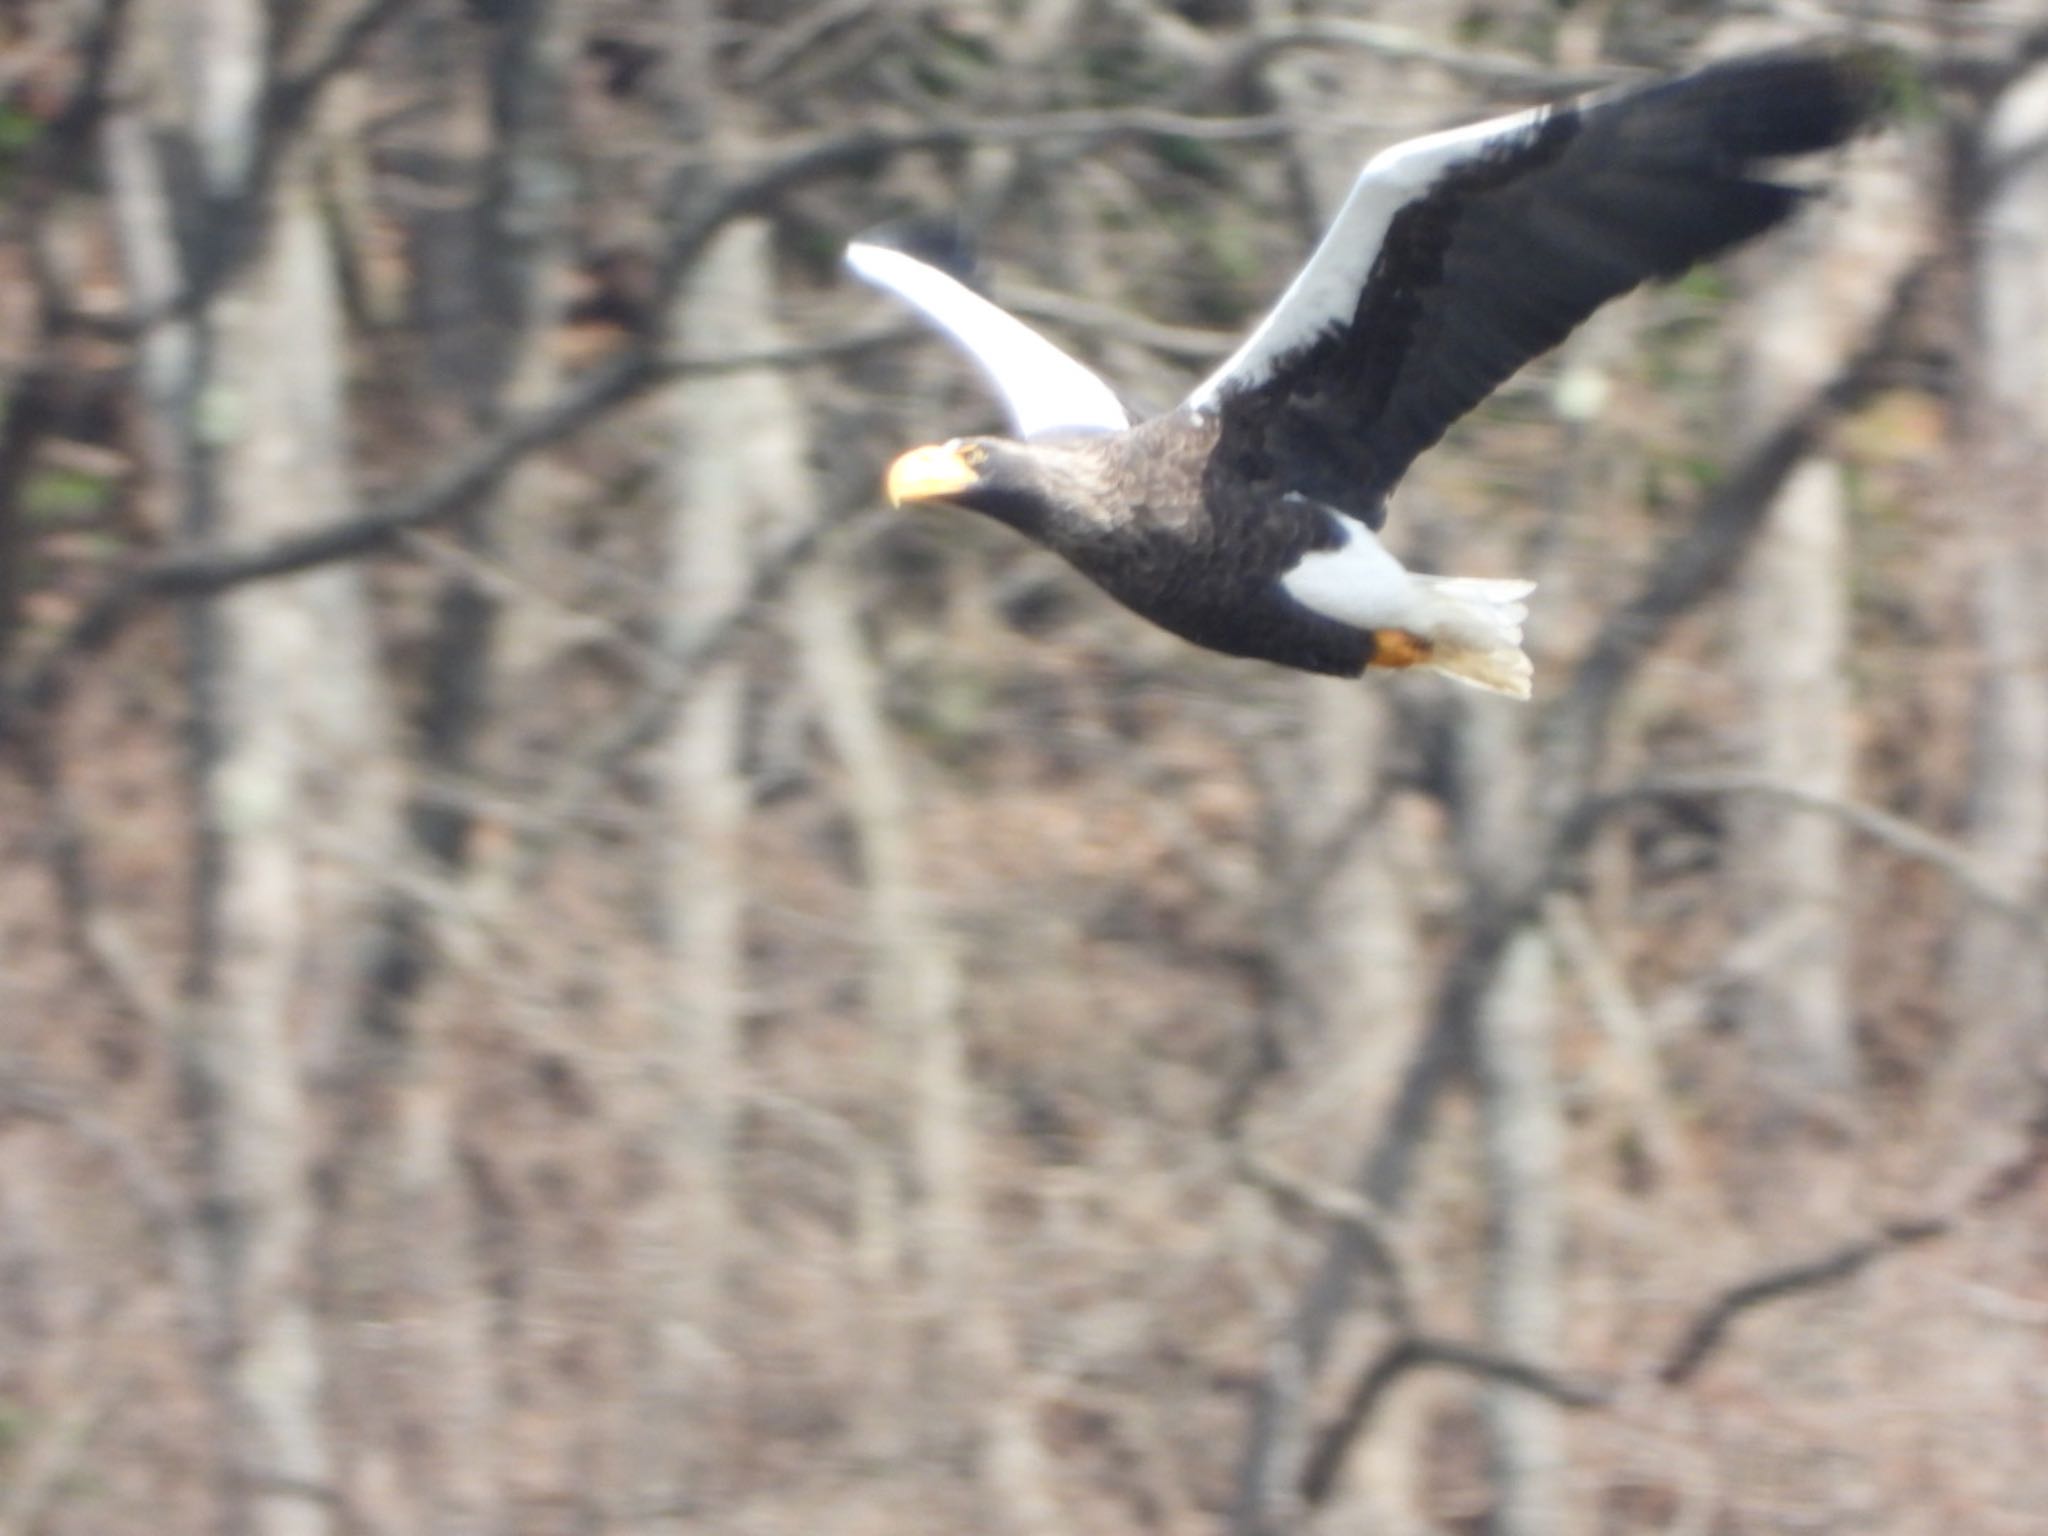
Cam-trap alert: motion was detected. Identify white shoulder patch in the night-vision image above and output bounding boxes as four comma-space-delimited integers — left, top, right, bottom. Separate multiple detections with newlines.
1278, 510, 1424, 630
1184, 103, 1556, 412
1282, 508, 1537, 698
846, 242, 1131, 440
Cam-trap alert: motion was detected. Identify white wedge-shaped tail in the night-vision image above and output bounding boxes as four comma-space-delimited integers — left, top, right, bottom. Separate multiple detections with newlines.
1278, 512, 1535, 699
1408, 575, 1536, 699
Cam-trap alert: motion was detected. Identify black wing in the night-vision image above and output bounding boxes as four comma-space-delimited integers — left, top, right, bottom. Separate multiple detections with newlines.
1191, 48, 1892, 526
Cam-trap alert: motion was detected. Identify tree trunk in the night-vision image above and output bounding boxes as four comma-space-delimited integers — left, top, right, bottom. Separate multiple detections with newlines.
1475, 924, 1563, 1536
1232, 25, 1454, 1529
1444, 682, 1567, 1536
1248, 690, 1436, 1533
136, 0, 348, 1525
793, 562, 1059, 1536
1942, 65, 2048, 1144
1730, 221, 1856, 1146
1725, 130, 1920, 1176
330, 5, 578, 1528
626, 214, 781, 1522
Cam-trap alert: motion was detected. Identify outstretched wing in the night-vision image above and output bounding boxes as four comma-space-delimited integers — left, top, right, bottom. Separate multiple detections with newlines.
846, 240, 1132, 440
1188, 48, 1891, 525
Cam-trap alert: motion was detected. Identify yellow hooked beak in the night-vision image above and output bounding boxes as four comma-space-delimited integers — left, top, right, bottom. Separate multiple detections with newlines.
885, 443, 982, 507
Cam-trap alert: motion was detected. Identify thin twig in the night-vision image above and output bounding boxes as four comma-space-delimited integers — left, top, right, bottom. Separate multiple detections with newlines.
1000, 284, 1237, 361
1538, 260, 1933, 871
733, 0, 880, 86
1658, 1218, 1949, 1386
0, 98, 1294, 759
1238, 256, 1934, 1533
665, 324, 921, 376
266, 0, 418, 139
1660, 1105, 2048, 1385
677, 107, 1299, 174
1405, 1335, 1610, 1410
1210, 21, 1627, 103
1595, 772, 2046, 941
0, 1064, 215, 1356
1234, 1145, 1415, 1328
1299, 1099, 2048, 1500
19, 736, 177, 1037
0, 0, 138, 236
1301, 1333, 1609, 1506
1534, 262, 1927, 1023
653, 109, 1294, 296
0, 348, 657, 753
463, 511, 864, 923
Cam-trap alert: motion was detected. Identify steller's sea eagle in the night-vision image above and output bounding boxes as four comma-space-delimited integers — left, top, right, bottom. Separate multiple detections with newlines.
848, 48, 1893, 698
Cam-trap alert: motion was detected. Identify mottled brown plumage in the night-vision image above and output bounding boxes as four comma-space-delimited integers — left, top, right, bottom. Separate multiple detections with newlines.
915, 420, 1382, 675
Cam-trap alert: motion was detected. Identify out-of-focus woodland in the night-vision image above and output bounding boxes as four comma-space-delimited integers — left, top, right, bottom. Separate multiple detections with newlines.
2, 1, 2047, 1533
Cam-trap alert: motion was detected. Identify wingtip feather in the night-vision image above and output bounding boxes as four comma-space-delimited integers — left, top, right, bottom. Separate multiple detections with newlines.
1620, 44, 1907, 163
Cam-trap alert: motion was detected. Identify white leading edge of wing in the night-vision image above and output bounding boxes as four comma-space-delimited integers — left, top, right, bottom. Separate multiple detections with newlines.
846, 242, 1131, 440
1182, 103, 1557, 412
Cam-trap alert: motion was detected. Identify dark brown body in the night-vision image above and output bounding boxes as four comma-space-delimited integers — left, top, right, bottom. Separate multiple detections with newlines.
868, 48, 1889, 689
963, 415, 1385, 676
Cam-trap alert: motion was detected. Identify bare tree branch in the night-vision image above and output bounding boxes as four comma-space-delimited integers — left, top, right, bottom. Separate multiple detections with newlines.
668, 324, 923, 375
0, 348, 656, 753
466, 511, 855, 914
1299, 1103, 2048, 1502
0, 0, 139, 671
677, 106, 1299, 175
1233, 1145, 1414, 1329
652, 108, 1294, 295
1, 98, 1297, 761
18, 735, 177, 1036
1238, 254, 1934, 1536
1232, 984, 1472, 1535
0, 309, 941, 758
1000, 283, 1237, 361
271, 0, 418, 120
1207, 20, 1626, 102
733, 0, 881, 87
1302, 1333, 1608, 1508
0, 1064, 214, 1356
1537, 261, 1934, 869
1659, 1218, 1948, 1387
1597, 772, 2048, 941
1661, 1106, 2048, 1384
1408, 1335, 1610, 1410
0, 0, 137, 236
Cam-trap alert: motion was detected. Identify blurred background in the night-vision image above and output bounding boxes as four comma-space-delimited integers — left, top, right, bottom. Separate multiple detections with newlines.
3, 1, 2047, 1533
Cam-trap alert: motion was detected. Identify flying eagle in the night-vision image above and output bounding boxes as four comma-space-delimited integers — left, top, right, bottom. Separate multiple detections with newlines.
849, 49, 1889, 698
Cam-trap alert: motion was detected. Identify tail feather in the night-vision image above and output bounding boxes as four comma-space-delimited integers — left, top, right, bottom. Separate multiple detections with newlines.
1412, 574, 1536, 700
1272, 514, 1536, 697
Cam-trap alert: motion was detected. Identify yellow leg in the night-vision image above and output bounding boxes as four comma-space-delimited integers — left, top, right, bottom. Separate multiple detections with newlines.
1367, 628, 1436, 670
